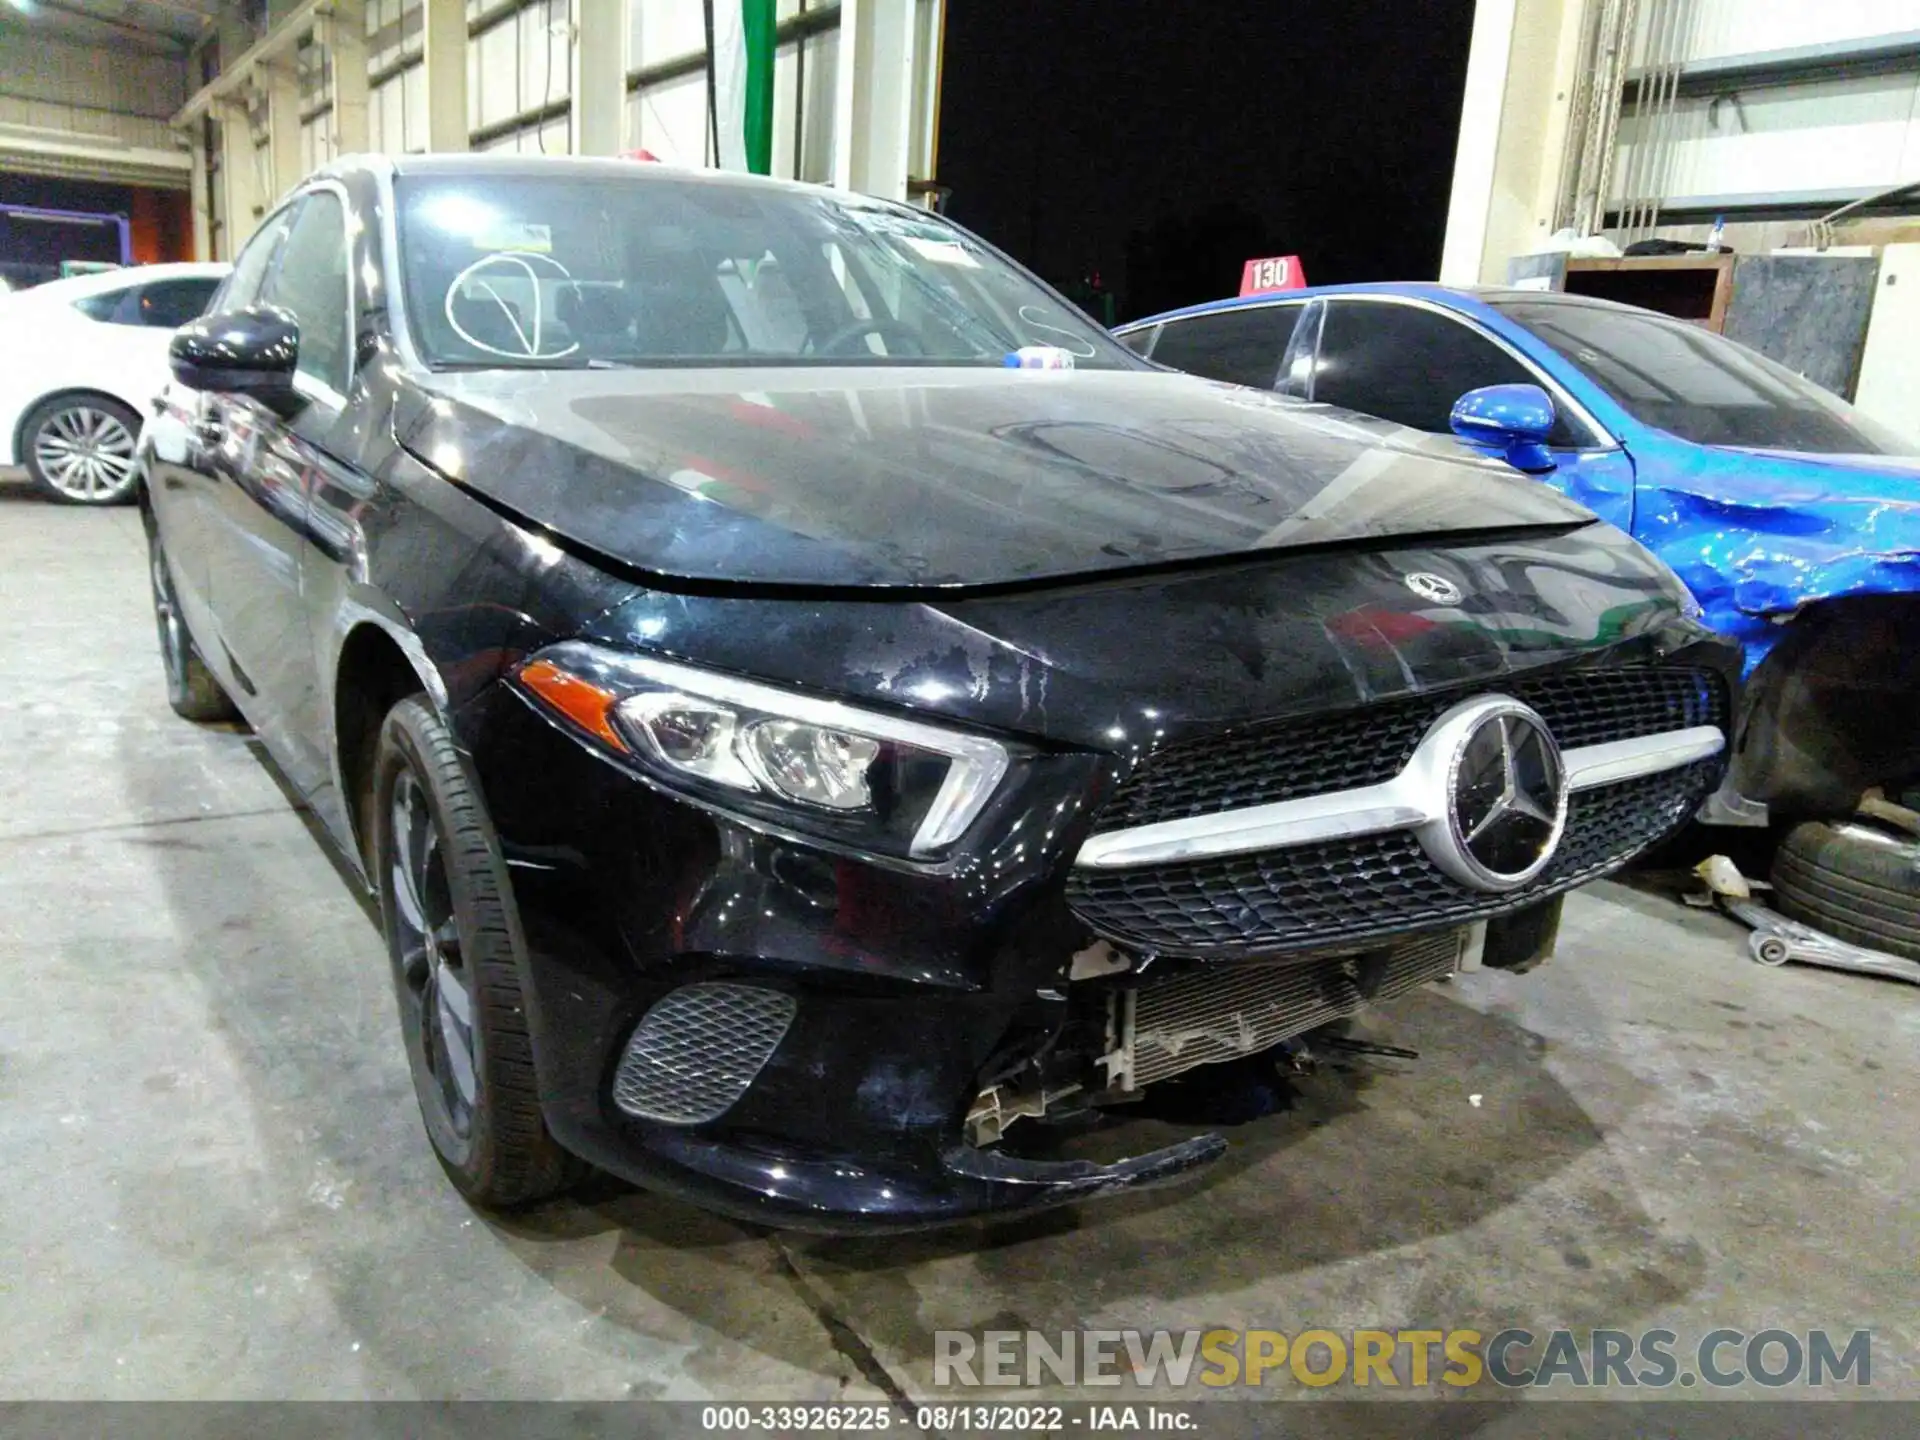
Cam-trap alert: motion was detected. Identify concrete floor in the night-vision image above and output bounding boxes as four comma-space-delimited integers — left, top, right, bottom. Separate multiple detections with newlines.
2, 473, 1915, 1408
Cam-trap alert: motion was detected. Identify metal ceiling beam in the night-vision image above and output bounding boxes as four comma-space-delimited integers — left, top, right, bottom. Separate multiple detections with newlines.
1621, 30, 1920, 103
170, 0, 332, 126
22, 0, 189, 50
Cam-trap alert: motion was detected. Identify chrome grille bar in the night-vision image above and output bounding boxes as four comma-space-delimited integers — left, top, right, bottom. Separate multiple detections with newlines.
1076, 723, 1723, 871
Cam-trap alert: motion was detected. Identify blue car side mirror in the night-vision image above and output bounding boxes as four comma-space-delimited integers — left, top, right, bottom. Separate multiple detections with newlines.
1450, 383, 1558, 474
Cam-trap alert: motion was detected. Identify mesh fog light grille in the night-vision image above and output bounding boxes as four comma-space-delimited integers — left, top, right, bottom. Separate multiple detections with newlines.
611, 983, 797, 1125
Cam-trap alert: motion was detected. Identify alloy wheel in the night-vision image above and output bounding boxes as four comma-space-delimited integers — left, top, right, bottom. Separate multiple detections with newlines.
390, 769, 481, 1143
34, 405, 137, 503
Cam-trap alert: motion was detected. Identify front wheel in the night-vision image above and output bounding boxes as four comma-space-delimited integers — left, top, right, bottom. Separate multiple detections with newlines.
372, 696, 576, 1208
23, 394, 142, 505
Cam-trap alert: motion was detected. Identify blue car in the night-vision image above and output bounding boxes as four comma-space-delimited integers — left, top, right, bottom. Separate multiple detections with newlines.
1120, 283, 1920, 952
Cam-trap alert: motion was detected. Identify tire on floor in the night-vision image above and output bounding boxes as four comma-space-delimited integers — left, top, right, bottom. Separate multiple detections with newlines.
1771, 817, 1920, 960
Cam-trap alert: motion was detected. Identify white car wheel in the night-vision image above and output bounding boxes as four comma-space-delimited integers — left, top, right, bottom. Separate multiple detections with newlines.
24, 396, 142, 506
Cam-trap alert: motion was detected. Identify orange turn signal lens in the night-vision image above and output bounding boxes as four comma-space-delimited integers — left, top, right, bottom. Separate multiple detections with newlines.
515, 658, 628, 751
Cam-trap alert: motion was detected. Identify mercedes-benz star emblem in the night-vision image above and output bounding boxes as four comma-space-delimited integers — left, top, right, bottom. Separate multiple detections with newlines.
1417, 699, 1569, 892
1404, 572, 1463, 605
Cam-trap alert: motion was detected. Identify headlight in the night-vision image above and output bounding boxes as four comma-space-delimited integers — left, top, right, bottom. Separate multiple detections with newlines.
512, 642, 1012, 858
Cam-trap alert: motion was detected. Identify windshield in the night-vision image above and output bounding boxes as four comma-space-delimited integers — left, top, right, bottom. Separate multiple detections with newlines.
1492, 298, 1920, 456
393, 172, 1135, 372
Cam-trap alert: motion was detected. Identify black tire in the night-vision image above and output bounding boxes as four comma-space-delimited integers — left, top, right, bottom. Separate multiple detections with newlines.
1771, 818, 1920, 960
372, 696, 576, 1208
147, 528, 239, 723
21, 393, 143, 505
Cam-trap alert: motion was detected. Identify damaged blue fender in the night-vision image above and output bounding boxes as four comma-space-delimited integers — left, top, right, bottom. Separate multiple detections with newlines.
1377, 285, 1920, 677
1125, 282, 1920, 679
1616, 433, 1920, 671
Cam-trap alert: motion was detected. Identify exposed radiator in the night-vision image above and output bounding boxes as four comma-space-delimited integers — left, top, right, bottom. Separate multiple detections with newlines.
1101, 929, 1468, 1090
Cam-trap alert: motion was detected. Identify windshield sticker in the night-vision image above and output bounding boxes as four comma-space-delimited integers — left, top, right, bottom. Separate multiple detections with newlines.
473, 221, 554, 254
901, 236, 980, 269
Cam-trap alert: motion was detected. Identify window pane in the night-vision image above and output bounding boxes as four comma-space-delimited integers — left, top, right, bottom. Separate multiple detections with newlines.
1314, 300, 1590, 447
1149, 305, 1299, 388
260, 193, 351, 394
135, 279, 220, 328
72, 290, 129, 323
1116, 324, 1158, 356
1493, 298, 1919, 455
221, 215, 292, 311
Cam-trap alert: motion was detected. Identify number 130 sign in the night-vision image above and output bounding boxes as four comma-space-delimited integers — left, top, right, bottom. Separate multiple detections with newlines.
1240, 255, 1307, 295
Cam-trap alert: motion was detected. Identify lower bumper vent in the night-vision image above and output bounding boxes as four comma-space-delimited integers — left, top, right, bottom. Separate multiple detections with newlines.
611, 983, 796, 1125
1103, 929, 1467, 1090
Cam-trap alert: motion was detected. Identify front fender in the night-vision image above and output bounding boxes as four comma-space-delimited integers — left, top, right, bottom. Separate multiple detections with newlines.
1628, 433, 1920, 672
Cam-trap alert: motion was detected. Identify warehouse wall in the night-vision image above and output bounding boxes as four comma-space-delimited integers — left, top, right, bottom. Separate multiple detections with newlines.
626, 0, 840, 182
0, 31, 185, 153
1612, 0, 1920, 214
188, 0, 948, 257
313, 0, 845, 164
0, 28, 191, 188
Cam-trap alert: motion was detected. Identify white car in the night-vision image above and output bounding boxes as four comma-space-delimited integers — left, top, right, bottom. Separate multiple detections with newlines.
0, 262, 230, 505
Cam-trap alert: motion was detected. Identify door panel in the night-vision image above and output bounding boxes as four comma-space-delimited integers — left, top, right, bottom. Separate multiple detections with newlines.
201, 190, 354, 796
150, 226, 293, 646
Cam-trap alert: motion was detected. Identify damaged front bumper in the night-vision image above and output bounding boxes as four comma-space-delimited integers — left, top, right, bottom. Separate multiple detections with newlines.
544, 1111, 1229, 1234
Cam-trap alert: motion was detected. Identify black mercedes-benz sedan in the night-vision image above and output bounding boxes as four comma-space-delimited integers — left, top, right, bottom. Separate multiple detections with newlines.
139, 154, 1737, 1232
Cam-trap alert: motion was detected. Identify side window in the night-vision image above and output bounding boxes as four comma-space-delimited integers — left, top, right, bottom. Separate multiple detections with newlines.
135, 278, 221, 328
219, 212, 294, 312
259, 192, 352, 395
72, 288, 136, 324
1116, 324, 1159, 357
1148, 304, 1302, 389
1314, 300, 1589, 447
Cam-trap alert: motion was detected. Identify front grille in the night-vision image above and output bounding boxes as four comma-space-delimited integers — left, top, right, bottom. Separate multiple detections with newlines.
1120, 929, 1465, 1088
1068, 758, 1717, 958
611, 983, 796, 1125
1096, 667, 1727, 833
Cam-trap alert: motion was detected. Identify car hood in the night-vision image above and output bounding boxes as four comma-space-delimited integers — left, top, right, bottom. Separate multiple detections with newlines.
1716, 446, 1920, 480
396, 366, 1593, 591
582, 523, 1729, 748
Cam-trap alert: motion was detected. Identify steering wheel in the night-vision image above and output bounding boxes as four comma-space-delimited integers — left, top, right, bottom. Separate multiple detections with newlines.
444, 250, 579, 361
808, 317, 928, 358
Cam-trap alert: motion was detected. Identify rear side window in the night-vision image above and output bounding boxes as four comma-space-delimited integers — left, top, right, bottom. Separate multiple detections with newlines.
135, 278, 220, 328
1150, 304, 1302, 388
72, 288, 134, 323
1116, 324, 1159, 357
1314, 299, 1592, 448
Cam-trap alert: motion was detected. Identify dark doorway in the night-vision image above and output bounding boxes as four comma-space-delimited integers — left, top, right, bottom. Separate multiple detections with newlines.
935, 0, 1476, 323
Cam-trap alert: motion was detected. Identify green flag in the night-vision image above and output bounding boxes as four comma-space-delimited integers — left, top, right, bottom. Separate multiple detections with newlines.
712, 0, 777, 175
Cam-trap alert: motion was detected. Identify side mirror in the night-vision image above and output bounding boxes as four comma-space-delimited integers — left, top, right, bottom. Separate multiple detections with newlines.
1449, 383, 1557, 474
170, 305, 302, 413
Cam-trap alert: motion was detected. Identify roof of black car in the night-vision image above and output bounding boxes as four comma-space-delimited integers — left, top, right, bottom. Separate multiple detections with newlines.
320, 150, 828, 197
